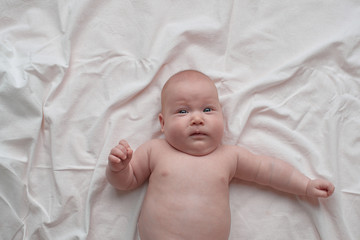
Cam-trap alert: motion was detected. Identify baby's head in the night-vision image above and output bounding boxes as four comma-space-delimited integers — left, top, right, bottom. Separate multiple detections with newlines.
159, 70, 224, 156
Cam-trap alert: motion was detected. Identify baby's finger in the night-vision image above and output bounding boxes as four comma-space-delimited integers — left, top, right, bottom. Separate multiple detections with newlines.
322, 184, 335, 197
317, 182, 334, 191
315, 183, 335, 198
119, 140, 131, 149
315, 189, 329, 198
126, 147, 133, 160
111, 146, 128, 160
328, 184, 335, 196
108, 154, 121, 164
118, 140, 133, 160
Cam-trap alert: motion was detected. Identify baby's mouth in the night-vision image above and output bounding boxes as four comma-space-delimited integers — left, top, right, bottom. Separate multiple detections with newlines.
191, 133, 203, 136
190, 131, 207, 137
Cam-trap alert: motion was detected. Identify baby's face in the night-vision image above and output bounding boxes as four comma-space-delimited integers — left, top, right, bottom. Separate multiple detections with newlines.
159, 72, 224, 156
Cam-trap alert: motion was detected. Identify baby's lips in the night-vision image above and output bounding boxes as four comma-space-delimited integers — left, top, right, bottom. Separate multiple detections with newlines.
190, 130, 207, 136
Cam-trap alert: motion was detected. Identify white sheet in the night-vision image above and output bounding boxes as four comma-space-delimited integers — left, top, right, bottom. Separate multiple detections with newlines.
1, 1, 359, 239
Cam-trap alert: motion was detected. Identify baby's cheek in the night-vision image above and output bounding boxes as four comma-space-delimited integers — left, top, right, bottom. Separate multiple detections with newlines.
171, 120, 187, 133
164, 122, 185, 141
213, 120, 225, 139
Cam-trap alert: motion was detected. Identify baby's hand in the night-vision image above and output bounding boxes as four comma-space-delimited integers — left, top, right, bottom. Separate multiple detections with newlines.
306, 179, 335, 198
108, 140, 133, 172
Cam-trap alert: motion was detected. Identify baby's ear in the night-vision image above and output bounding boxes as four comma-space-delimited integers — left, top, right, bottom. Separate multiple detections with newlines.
158, 113, 165, 132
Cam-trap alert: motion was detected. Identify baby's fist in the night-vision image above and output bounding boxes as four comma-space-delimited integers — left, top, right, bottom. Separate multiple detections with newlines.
306, 179, 335, 198
108, 140, 133, 172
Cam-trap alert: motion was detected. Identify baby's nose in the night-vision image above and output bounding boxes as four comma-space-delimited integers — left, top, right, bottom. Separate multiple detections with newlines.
190, 113, 204, 125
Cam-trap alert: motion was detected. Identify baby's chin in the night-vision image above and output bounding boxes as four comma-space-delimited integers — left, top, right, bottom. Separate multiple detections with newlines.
168, 141, 220, 156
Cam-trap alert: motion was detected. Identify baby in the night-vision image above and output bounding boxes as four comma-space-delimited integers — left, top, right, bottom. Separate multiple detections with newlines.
106, 70, 335, 240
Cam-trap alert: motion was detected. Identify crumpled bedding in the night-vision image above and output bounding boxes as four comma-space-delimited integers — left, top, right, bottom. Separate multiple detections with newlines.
1, 1, 359, 239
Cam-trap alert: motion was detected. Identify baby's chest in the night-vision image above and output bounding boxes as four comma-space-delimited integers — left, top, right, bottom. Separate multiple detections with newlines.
151, 154, 235, 187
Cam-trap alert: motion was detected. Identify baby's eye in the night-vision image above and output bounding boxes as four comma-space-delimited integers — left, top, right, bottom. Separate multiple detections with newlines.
178, 109, 188, 114
203, 108, 212, 112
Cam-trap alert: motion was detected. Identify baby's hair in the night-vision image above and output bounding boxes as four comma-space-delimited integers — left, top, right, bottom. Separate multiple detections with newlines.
161, 70, 212, 111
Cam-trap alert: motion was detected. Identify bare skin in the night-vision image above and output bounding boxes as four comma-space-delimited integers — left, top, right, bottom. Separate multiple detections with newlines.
106, 70, 335, 240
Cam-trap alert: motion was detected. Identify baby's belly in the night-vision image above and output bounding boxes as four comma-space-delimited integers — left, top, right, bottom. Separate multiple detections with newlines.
138, 188, 231, 240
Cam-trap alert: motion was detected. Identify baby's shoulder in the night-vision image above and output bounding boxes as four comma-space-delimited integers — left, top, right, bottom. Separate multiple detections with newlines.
141, 138, 170, 152
218, 144, 240, 154
146, 138, 167, 147
217, 144, 252, 159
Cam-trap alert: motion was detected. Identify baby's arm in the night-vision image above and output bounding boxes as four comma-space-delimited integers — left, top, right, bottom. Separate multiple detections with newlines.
106, 140, 151, 190
234, 147, 334, 198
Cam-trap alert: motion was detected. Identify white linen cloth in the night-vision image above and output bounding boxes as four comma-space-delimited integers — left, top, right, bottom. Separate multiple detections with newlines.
1, 1, 359, 239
